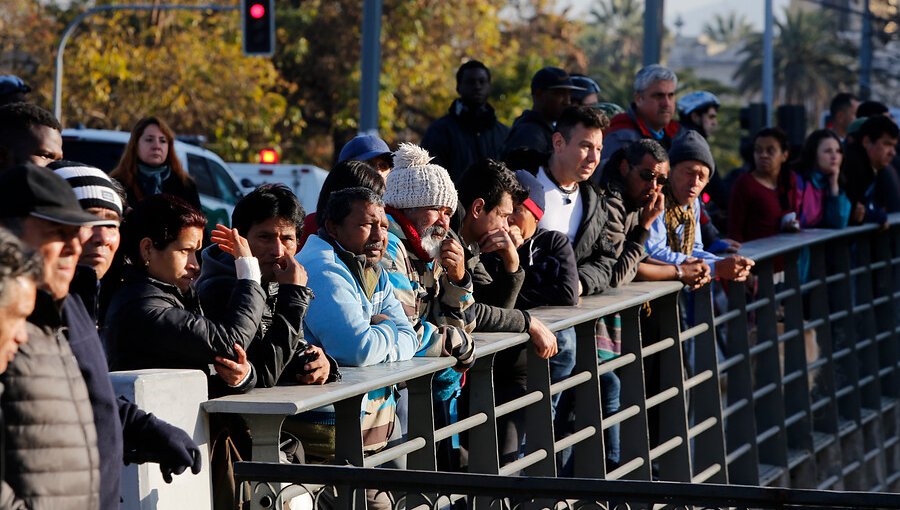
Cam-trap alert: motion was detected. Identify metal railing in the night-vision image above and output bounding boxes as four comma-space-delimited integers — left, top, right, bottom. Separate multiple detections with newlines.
232, 463, 900, 509
204, 213, 900, 509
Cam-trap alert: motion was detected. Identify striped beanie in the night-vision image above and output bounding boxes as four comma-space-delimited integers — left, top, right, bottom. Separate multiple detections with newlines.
48, 160, 123, 225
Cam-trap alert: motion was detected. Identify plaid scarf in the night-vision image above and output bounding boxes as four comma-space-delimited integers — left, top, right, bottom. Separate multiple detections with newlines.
663, 185, 695, 255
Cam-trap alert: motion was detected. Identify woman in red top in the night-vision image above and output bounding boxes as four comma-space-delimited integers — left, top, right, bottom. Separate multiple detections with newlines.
728, 128, 798, 242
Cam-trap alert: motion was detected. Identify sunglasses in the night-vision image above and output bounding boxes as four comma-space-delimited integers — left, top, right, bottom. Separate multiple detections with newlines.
636, 168, 668, 186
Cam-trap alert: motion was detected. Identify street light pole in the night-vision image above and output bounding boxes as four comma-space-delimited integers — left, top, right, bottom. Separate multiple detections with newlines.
53, 4, 236, 124
859, 0, 873, 100
762, 0, 774, 127
359, 0, 383, 135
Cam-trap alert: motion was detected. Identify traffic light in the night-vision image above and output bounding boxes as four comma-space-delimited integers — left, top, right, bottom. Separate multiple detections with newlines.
241, 0, 274, 56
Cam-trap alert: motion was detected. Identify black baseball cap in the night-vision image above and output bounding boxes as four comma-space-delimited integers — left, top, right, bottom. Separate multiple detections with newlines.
531, 67, 585, 92
0, 163, 106, 226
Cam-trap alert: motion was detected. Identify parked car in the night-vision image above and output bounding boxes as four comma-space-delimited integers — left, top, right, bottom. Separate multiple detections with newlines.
229, 162, 327, 216
61, 128, 243, 229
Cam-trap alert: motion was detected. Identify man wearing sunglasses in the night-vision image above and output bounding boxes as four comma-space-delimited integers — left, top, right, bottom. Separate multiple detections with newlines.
595, 139, 669, 288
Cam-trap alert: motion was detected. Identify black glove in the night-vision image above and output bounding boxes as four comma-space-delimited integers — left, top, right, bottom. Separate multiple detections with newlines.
135, 416, 203, 483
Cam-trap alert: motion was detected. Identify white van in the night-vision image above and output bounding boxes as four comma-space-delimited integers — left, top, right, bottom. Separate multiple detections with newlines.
61, 128, 244, 228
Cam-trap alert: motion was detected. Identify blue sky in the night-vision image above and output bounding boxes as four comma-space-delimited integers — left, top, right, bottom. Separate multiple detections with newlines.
563, 0, 792, 36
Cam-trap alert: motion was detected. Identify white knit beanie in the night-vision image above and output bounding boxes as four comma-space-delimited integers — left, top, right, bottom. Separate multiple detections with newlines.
383, 143, 458, 210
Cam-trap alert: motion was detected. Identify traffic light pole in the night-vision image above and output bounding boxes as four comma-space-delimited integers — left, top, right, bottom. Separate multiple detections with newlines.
53, 4, 237, 124
359, 0, 384, 134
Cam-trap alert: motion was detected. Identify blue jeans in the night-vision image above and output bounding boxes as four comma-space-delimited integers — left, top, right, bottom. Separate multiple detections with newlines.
553, 326, 621, 473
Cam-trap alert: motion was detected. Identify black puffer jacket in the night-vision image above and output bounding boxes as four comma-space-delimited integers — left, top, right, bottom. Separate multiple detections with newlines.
421, 100, 510, 182
196, 245, 337, 387
104, 267, 266, 396
1, 292, 101, 510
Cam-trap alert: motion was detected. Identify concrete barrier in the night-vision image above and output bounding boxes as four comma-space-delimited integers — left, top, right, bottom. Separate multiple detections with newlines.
111, 369, 212, 510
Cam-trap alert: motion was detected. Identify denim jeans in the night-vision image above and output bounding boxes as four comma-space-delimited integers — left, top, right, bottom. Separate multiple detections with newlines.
553, 325, 621, 473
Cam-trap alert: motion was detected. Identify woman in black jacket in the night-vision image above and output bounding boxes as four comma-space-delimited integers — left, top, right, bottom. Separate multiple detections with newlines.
104, 194, 266, 395
111, 116, 202, 210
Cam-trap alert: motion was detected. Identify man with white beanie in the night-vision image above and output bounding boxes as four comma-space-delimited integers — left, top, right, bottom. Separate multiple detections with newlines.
380, 143, 477, 470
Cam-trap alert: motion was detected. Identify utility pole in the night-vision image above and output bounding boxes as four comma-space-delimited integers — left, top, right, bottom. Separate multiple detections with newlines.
359, 0, 383, 134
53, 4, 236, 124
643, 0, 664, 66
859, 0, 873, 100
763, 0, 774, 127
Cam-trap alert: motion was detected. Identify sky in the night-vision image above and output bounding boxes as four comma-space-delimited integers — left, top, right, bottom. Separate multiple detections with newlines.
563, 0, 792, 36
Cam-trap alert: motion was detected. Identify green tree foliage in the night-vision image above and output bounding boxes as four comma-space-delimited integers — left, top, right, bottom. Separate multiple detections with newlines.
270, 0, 583, 167
733, 8, 856, 112
702, 12, 753, 47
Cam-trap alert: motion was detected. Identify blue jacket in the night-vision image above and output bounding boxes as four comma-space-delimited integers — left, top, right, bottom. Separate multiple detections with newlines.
299, 234, 419, 366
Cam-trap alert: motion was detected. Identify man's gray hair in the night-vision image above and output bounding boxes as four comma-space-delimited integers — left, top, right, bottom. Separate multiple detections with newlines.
634, 64, 678, 93
0, 226, 41, 303
323, 187, 385, 226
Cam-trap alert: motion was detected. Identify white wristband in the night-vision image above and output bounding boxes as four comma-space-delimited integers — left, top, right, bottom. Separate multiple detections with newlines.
235, 256, 262, 284
675, 264, 683, 280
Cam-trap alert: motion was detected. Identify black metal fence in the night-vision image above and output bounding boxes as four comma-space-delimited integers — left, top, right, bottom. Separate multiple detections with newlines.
233, 463, 900, 509
208, 215, 900, 509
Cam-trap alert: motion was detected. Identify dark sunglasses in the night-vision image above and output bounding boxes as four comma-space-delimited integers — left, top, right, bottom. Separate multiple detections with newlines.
637, 168, 668, 186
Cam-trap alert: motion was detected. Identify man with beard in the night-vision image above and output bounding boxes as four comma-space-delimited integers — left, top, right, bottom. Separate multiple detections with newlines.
596, 139, 668, 288
421, 60, 509, 182
380, 143, 478, 469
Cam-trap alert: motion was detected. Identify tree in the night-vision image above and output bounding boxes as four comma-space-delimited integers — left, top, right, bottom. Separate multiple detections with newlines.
702, 12, 753, 47
733, 8, 855, 120
580, 0, 644, 108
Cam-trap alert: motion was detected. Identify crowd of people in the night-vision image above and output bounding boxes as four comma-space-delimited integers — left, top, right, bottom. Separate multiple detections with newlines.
0, 60, 897, 509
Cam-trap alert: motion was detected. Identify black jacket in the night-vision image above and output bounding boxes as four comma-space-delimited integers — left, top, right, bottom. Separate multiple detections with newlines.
482, 228, 579, 310
502, 109, 555, 159
195, 246, 337, 387
461, 233, 529, 334
104, 267, 266, 396
421, 100, 510, 182
599, 172, 650, 288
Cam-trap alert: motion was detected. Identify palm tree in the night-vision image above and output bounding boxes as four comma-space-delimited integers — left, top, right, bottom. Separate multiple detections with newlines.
579, 0, 646, 107
703, 12, 753, 47
733, 8, 855, 113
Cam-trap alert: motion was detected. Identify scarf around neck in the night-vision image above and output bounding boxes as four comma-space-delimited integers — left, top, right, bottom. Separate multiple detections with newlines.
137, 163, 171, 197
663, 185, 695, 255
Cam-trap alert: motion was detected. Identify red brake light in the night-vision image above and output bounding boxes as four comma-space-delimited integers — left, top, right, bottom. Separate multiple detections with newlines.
702, 192, 711, 204
259, 148, 278, 164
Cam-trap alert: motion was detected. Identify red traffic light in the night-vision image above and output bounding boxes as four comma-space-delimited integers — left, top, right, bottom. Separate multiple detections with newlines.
249, 3, 266, 19
259, 148, 279, 164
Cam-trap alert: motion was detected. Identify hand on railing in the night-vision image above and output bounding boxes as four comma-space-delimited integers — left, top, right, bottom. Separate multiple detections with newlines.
528, 317, 558, 359
441, 325, 476, 372
678, 259, 711, 289
295, 345, 330, 385
715, 255, 755, 282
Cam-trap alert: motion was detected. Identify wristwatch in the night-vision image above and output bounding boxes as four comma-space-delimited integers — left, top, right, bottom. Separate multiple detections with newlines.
675, 264, 684, 280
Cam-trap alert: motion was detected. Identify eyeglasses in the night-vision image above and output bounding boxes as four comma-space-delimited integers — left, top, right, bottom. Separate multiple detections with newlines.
636, 168, 668, 186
